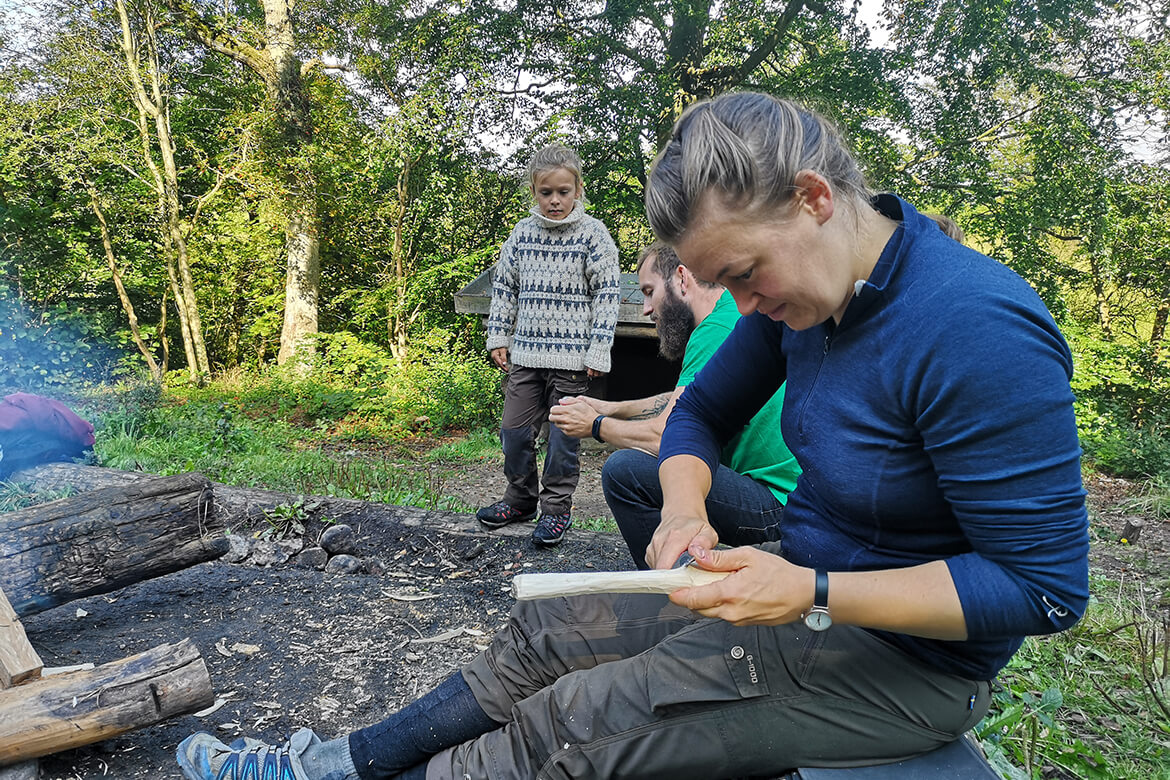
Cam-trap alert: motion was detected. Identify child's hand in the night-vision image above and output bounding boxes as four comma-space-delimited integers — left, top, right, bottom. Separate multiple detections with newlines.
490, 347, 509, 371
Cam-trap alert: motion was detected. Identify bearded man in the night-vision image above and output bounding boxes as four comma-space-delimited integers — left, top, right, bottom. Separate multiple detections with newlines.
550, 243, 800, 568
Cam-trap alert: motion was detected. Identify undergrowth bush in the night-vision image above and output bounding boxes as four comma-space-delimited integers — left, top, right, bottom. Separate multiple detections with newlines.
1066, 325, 1170, 479
0, 298, 116, 393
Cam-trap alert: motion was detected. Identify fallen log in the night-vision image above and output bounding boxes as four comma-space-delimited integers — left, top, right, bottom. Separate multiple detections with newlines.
0, 587, 40, 780
0, 638, 213, 765
10, 462, 542, 539
0, 472, 227, 617
0, 587, 41, 687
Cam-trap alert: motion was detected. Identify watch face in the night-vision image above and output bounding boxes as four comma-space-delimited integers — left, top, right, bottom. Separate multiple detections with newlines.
804, 609, 832, 631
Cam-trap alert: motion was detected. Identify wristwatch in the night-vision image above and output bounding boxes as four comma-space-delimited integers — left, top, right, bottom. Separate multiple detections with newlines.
591, 415, 606, 443
802, 569, 832, 631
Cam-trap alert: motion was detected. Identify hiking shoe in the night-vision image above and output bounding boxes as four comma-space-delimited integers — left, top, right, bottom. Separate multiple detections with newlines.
177, 729, 313, 780
532, 512, 572, 546
476, 500, 537, 529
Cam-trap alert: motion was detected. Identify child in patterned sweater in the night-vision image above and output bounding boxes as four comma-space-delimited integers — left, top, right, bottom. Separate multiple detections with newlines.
477, 144, 620, 546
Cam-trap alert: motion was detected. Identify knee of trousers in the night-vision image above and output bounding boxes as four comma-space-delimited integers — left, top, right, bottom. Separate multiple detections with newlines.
600, 450, 662, 507
542, 425, 580, 478
501, 427, 536, 471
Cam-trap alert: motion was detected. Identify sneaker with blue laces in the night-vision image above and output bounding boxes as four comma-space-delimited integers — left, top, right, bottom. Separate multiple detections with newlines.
177, 728, 314, 780
531, 511, 572, 546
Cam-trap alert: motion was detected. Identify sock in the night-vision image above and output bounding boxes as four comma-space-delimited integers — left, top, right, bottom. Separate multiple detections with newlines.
291, 728, 359, 780
348, 671, 500, 779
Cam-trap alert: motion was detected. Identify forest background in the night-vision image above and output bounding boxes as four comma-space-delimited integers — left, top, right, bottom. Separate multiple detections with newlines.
1, 1, 1169, 777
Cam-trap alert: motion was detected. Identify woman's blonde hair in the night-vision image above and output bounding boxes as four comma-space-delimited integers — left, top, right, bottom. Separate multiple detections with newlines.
645, 92, 872, 243
526, 143, 585, 193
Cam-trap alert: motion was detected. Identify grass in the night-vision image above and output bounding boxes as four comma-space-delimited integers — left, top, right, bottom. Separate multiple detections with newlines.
51, 375, 1170, 779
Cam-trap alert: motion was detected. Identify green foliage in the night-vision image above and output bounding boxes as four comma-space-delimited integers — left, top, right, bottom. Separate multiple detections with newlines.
976, 578, 1170, 779
0, 297, 116, 393
369, 328, 502, 433
1067, 324, 1170, 479
258, 498, 309, 541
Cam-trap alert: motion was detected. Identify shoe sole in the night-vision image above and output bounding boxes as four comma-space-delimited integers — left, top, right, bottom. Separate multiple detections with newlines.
531, 527, 570, 546
477, 511, 536, 529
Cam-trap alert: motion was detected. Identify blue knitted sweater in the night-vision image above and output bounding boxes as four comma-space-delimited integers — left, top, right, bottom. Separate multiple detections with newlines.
661, 195, 1090, 680
486, 203, 620, 373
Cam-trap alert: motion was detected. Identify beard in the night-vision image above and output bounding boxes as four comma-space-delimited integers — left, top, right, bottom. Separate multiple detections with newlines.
656, 287, 696, 362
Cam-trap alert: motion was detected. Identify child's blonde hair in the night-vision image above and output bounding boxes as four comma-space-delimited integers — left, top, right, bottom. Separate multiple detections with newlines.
526, 144, 585, 194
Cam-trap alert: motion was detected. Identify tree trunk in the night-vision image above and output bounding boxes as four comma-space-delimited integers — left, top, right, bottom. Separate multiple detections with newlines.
117, 0, 208, 383
0, 472, 225, 618
161, 0, 321, 368
1087, 248, 1114, 339
264, 0, 320, 368
277, 204, 321, 367
86, 186, 163, 381
0, 638, 213, 765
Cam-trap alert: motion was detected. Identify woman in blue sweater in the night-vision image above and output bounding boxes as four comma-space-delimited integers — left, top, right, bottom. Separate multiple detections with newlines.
178, 92, 1088, 780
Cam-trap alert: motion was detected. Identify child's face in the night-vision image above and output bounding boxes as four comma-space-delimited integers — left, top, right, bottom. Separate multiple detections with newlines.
532, 167, 582, 220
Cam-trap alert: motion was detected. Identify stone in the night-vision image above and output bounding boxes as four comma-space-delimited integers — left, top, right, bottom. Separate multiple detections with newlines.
293, 547, 328, 570
277, 537, 304, 557
320, 524, 357, 556
324, 554, 364, 575
222, 534, 251, 564
250, 539, 291, 568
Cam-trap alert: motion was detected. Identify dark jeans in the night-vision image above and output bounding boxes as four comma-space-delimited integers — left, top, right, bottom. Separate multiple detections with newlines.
499, 365, 589, 515
602, 448, 785, 568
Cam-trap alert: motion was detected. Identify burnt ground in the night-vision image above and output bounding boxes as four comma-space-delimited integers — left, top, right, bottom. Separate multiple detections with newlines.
18, 447, 1170, 779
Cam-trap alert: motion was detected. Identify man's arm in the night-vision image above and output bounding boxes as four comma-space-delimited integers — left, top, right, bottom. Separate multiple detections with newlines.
549, 388, 684, 456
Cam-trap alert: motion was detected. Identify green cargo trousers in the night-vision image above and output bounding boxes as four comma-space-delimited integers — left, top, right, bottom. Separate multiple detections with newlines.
427, 588, 990, 780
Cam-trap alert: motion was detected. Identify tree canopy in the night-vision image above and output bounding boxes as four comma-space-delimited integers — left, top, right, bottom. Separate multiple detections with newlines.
0, 0, 1166, 388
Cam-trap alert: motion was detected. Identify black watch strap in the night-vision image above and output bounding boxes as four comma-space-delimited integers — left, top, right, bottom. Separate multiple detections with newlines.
813, 569, 829, 610
591, 415, 606, 443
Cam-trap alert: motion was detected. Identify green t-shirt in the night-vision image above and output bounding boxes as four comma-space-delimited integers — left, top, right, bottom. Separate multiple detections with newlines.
677, 291, 801, 504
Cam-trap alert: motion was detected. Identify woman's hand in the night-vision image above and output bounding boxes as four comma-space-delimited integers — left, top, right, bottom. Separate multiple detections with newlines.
646, 512, 720, 570
668, 546, 810, 626
587, 367, 607, 379
490, 347, 509, 371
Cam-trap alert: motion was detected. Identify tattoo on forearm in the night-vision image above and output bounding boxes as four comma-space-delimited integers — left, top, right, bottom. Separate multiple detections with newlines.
629, 393, 673, 420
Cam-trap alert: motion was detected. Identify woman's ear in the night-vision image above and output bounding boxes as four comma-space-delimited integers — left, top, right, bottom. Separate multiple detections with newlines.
794, 170, 835, 225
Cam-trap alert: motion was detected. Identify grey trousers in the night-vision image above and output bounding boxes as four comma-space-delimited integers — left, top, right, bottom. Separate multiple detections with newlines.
427, 583, 990, 780
499, 366, 589, 515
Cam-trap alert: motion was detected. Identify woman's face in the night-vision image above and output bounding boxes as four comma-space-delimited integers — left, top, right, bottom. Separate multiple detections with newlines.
673, 190, 856, 330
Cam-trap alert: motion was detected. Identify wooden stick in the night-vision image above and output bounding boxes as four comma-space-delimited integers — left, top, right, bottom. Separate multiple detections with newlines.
0, 637, 213, 765
0, 587, 41, 688
512, 567, 730, 600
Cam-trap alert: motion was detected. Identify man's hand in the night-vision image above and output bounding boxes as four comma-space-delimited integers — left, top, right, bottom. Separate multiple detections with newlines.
490, 347, 509, 371
548, 396, 602, 439
668, 546, 809, 626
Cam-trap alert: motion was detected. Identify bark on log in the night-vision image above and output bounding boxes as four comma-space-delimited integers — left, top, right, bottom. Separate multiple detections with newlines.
0, 638, 213, 765
0, 472, 226, 617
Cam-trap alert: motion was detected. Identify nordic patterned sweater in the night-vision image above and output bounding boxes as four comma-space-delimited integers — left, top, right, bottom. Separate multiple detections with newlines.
486, 202, 620, 373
